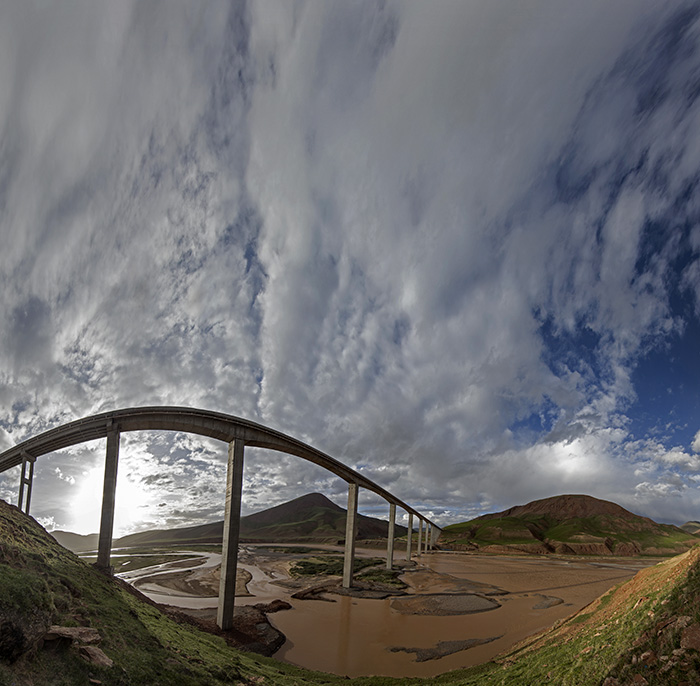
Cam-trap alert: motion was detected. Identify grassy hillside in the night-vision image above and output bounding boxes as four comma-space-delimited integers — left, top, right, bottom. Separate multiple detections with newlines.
5, 498, 700, 684
682, 521, 700, 535
441, 495, 699, 555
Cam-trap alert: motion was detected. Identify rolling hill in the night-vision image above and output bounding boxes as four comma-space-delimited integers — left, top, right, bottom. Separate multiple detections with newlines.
52, 492, 407, 551
440, 494, 700, 556
681, 520, 700, 535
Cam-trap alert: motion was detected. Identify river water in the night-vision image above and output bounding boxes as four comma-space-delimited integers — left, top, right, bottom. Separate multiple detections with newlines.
120, 548, 654, 678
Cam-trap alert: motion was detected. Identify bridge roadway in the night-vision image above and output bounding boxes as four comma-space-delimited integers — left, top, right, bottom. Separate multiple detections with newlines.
0, 406, 441, 630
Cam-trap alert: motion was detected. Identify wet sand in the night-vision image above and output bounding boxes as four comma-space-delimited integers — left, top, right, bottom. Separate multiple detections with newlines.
124, 546, 658, 678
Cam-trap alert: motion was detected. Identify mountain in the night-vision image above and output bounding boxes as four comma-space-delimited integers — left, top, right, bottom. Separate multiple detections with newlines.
681, 520, 700, 535
114, 521, 224, 549
441, 494, 700, 556
52, 492, 407, 551
239, 492, 406, 543
50, 530, 98, 553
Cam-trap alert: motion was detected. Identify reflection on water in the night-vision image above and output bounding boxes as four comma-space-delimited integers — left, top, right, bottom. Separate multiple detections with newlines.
336, 595, 351, 674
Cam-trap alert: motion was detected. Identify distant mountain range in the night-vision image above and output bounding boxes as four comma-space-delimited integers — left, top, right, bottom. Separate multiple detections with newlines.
52, 492, 407, 552
441, 494, 700, 556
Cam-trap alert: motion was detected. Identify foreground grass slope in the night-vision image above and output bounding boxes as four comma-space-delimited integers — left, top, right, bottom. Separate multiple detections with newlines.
0, 498, 346, 686
2, 498, 700, 684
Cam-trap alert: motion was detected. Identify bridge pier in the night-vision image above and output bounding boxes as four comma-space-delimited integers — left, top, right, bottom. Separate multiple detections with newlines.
427, 523, 432, 552
17, 451, 36, 514
0, 406, 442, 607
342, 482, 359, 588
217, 439, 245, 631
96, 427, 120, 571
417, 518, 423, 555
386, 502, 396, 570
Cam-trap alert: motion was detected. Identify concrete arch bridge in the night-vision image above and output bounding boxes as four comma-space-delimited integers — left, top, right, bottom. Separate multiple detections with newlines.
0, 406, 440, 629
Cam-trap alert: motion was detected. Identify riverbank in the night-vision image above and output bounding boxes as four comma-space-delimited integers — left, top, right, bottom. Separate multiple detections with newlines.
121, 545, 658, 678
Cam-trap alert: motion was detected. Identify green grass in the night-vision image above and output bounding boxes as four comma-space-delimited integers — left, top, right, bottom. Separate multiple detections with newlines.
442, 513, 699, 554
357, 567, 406, 588
289, 555, 381, 577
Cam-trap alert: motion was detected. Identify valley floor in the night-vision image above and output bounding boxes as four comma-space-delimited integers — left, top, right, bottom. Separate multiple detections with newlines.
117, 545, 659, 678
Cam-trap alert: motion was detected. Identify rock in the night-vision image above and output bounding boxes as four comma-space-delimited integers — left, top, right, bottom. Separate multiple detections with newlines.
639, 650, 657, 665
631, 596, 648, 610
252, 600, 291, 614
631, 675, 648, 685
680, 624, 700, 652
79, 645, 113, 668
43, 626, 101, 645
675, 616, 693, 630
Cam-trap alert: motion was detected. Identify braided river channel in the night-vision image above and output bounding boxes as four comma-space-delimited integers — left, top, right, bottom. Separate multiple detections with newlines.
118, 545, 656, 678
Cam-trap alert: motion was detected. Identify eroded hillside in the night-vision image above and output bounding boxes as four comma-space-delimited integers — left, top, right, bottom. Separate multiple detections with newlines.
441, 494, 698, 556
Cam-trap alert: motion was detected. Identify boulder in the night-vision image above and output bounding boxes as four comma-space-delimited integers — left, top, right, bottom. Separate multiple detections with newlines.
79, 645, 114, 668
43, 626, 101, 645
680, 624, 700, 652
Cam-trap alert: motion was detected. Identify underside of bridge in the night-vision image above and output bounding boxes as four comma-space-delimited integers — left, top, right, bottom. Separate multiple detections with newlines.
0, 406, 440, 630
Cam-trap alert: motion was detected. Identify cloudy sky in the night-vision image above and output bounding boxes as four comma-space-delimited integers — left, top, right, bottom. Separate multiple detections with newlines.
1, 1, 700, 536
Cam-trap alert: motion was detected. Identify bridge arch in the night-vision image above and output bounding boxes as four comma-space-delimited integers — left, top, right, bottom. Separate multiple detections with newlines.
0, 406, 440, 629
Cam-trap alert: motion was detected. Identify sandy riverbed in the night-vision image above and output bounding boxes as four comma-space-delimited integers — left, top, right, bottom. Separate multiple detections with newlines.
124, 546, 657, 678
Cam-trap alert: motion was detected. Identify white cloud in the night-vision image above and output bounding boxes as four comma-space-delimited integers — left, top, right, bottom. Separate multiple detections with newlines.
0, 2, 699, 532
692, 430, 700, 454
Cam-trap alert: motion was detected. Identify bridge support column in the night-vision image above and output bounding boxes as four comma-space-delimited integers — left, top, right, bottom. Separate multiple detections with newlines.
342, 482, 359, 588
96, 427, 120, 572
217, 439, 245, 631
417, 518, 423, 555
406, 513, 413, 560
427, 523, 432, 552
386, 502, 396, 571
18, 451, 36, 514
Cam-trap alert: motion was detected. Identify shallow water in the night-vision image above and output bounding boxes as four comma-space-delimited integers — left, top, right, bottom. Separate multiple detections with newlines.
270, 552, 654, 678
124, 547, 657, 678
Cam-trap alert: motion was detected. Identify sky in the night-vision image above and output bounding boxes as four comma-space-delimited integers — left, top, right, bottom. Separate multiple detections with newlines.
1, 1, 700, 536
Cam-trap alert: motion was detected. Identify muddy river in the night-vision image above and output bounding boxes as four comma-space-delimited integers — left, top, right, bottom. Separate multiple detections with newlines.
120, 547, 655, 678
